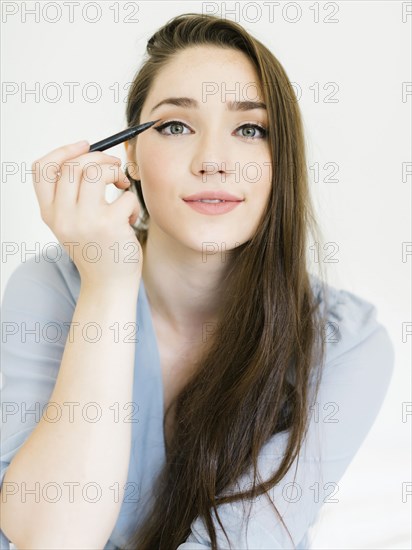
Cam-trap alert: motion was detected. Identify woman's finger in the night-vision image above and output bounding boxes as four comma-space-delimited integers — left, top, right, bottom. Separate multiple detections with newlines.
33, 141, 121, 207
75, 164, 128, 208
32, 141, 90, 210
52, 154, 122, 207
108, 189, 140, 227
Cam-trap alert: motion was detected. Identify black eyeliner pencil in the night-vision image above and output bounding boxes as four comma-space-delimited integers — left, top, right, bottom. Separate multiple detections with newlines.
88, 120, 161, 152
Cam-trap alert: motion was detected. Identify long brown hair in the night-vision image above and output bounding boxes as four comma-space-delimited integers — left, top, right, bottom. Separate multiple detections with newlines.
122, 12, 330, 550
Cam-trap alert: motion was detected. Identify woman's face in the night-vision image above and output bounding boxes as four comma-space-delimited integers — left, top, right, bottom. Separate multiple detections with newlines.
126, 45, 272, 253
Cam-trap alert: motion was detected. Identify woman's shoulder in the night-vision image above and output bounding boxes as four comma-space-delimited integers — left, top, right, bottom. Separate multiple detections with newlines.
2, 244, 81, 313
308, 272, 395, 368
308, 272, 395, 377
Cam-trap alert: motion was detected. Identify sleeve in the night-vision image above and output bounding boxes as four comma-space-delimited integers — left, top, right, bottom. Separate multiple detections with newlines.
176, 288, 395, 549
0, 253, 78, 548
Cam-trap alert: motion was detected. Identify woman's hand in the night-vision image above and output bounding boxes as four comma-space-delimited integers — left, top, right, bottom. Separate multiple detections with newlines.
32, 140, 143, 288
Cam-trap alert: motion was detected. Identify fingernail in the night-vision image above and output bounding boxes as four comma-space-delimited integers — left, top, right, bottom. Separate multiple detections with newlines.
74, 140, 89, 147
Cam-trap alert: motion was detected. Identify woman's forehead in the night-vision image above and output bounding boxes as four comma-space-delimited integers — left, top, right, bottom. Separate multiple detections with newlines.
153, 46, 261, 85
146, 51, 264, 108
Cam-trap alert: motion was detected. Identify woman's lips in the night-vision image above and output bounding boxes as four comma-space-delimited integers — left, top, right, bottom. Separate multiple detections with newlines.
183, 191, 243, 201
183, 199, 243, 215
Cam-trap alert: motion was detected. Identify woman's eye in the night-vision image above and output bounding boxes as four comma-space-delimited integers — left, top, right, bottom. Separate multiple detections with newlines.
154, 121, 267, 140
235, 124, 267, 140
154, 120, 191, 136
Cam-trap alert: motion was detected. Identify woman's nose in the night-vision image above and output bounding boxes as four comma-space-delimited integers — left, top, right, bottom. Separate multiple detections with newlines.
200, 161, 225, 175
190, 132, 231, 180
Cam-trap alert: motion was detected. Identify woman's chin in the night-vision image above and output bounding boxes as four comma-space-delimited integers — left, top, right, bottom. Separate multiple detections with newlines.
182, 235, 244, 256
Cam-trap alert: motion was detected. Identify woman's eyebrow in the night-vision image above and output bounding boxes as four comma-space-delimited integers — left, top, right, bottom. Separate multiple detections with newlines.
150, 97, 267, 114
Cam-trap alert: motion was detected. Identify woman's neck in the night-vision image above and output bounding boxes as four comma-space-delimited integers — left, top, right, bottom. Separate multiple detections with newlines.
140, 228, 226, 339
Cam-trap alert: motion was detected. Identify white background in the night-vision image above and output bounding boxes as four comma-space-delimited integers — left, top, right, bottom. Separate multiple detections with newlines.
1, 1, 411, 548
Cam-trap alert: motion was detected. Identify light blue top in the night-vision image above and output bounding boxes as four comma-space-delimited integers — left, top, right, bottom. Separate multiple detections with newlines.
0, 247, 395, 549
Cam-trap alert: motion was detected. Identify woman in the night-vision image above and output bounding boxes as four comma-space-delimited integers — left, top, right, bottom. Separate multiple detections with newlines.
0, 13, 394, 550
